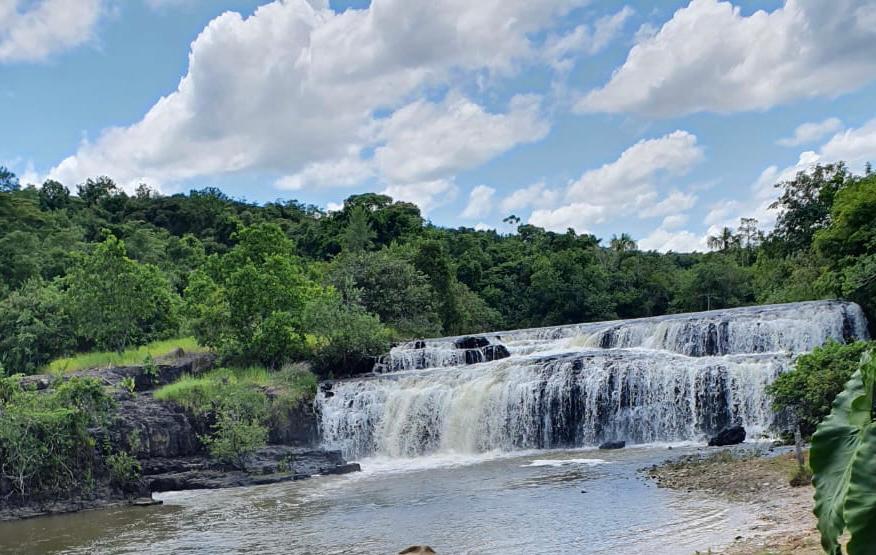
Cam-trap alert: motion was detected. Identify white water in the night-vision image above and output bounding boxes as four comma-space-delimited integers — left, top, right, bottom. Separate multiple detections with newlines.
319, 301, 869, 459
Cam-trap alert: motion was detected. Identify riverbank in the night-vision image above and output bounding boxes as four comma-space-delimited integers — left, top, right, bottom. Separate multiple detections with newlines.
645, 446, 820, 554
1, 353, 359, 522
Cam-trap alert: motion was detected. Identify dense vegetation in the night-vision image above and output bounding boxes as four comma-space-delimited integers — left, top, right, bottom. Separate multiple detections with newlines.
0, 376, 121, 500
0, 162, 874, 377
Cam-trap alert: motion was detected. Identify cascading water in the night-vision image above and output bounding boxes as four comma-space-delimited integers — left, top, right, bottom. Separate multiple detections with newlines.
317, 300, 869, 459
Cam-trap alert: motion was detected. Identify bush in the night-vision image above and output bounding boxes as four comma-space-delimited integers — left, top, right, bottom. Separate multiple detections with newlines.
106, 450, 141, 489
768, 341, 875, 437
0, 376, 115, 499
201, 412, 267, 470
304, 295, 391, 376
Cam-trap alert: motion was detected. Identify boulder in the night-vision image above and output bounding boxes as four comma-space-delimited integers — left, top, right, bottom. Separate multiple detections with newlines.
598, 440, 625, 450
708, 425, 746, 446
454, 336, 489, 350
399, 547, 437, 555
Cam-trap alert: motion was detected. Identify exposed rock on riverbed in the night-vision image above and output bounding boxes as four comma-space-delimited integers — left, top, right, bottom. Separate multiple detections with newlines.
645, 446, 821, 554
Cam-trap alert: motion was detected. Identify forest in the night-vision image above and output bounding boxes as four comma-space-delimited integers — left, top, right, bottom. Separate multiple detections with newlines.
0, 161, 874, 378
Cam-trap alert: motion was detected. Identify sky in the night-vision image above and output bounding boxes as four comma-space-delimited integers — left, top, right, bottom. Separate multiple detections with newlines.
2, 0, 876, 251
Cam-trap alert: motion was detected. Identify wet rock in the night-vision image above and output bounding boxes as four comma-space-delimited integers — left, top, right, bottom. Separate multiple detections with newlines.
399, 547, 437, 555
708, 425, 746, 446
454, 336, 489, 350
599, 440, 626, 450
483, 344, 511, 361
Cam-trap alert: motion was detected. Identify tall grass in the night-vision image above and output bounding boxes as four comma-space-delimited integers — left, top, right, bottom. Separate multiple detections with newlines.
46, 337, 209, 375
153, 364, 317, 413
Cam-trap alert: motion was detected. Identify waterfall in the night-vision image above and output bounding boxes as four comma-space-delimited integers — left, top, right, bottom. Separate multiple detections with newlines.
317, 301, 869, 459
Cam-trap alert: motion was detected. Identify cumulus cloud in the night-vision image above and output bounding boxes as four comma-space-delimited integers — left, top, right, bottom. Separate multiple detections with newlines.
638, 226, 705, 253
374, 93, 548, 184
578, 0, 876, 117
380, 179, 458, 215
528, 131, 702, 233
461, 185, 496, 219
49, 0, 581, 191
500, 181, 561, 214
0, 0, 103, 63
777, 117, 843, 147
543, 6, 633, 72
700, 117, 876, 244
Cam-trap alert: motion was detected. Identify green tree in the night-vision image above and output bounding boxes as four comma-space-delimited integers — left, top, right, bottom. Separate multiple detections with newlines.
304, 293, 392, 376
76, 176, 119, 207
340, 205, 376, 253
326, 249, 442, 338
0, 279, 75, 375
65, 232, 179, 352
38, 180, 70, 211
185, 223, 322, 366
769, 163, 852, 255
0, 166, 18, 192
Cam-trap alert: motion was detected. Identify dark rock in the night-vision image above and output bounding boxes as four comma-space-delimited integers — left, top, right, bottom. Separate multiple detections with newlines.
483, 344, 510, 361
413, 340, 426, 349
454, 336, 489, 350
599, 440, 626, 450
708, 426, 746, 446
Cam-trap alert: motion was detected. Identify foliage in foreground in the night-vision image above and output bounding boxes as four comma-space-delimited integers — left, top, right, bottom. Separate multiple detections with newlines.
810, 353, 876, 554
0, 377, 115, 499
768, 341, 876, 437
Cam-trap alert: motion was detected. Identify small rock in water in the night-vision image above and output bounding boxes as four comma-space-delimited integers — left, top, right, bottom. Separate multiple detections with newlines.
399, 547, 437, 554
599, 440, 626, 450
707, 426, 746, 446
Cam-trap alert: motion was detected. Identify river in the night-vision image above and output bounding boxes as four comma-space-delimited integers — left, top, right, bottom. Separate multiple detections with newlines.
0, 444, 755, 554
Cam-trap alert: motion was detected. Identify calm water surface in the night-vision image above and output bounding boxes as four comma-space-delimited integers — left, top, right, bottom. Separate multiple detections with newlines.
0, 445, 754, 554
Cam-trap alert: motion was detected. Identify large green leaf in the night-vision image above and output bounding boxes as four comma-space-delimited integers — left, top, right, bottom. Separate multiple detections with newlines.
810, 358, 876, 555
845, 423, 876, 555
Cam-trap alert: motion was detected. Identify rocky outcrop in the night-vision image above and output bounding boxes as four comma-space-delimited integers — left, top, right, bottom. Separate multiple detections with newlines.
708, 425, 746, 446
143, 447, 359, 493
1, 353, 358, 522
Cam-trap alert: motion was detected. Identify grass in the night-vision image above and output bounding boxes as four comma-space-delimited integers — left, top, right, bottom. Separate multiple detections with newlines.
45, 337, 209, 375
154, 364, 318, 414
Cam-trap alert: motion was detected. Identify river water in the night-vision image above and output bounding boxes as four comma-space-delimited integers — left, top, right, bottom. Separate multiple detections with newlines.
0, 445, 755, 555
4, 301, 866, 554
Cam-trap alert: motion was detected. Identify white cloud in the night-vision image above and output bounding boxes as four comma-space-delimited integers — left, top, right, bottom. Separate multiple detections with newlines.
500, 181, 561, 214
660, 214, 688, 230
48, 0, 582, 190
528, 131, 702, 233
0, 0, 103, 63
543, 6, 633, 71
578, 0, 876, 117
777, 117, 843, 147
380, 179, 458, 215
374, 93, 548, 184
474, 222, 494, 231
699, 117, 876, 243
638, 189, 697, 218
638, 226, 704, 253
461, 185, 496, 219
276, 151, 374, 190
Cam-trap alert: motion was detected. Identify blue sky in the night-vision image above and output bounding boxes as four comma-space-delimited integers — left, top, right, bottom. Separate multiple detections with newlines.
2, 0, 875, 251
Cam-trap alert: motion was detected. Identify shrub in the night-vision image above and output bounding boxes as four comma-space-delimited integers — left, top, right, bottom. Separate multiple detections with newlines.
768, 341, 875, 437
106, 451, 141, 489
201, 412, 267, 470
0, 376, 115, 499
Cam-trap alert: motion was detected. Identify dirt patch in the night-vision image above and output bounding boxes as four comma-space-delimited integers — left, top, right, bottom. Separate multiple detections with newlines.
644, 447, 822, 555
